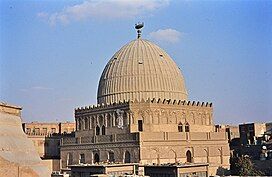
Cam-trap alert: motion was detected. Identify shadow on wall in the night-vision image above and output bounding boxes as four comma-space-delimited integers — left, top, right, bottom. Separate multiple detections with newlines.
216, 166, 230, 176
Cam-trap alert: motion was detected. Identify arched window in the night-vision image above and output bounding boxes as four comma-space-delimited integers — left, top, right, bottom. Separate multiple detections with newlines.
99, 116, 104, 126
67, 152, 73, 166
107, 116, 111, 127
109, 151, 115, 162
81, 119, 85, 131
84, 118, 88, 130
94, 153, 100, 164
186, 150, 192, 163
206, 114, 210, 125
79, 153, 85, 164
96, 125, 100, 135
204, 149, 209, 163
178, 122, 183, 132
185, 123, 190, 132
124, 151, 131, 163
91, 117, 95, 129
78, 119, 82, 130
138, 120, 143, 131
102, 125, 106, 135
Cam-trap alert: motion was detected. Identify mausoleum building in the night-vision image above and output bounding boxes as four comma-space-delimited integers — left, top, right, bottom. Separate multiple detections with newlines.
60, 25, 230, 176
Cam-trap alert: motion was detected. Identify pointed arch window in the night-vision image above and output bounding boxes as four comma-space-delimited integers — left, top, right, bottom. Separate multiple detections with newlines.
67, 152, 73, 166
124, 151, 131, 163
79, 153, 85, 164
109, 151, 115, 162
91, 117, 95, 129
178, 122, 183, 132
96, 125, 100, 135
138, 120, 143, 131
185, 123, 190, 132
186, 150, 192, 163
84, 118, 89, 130
94, 153, 100, 164
102, 125, 106, 135
78, 119, 82, 130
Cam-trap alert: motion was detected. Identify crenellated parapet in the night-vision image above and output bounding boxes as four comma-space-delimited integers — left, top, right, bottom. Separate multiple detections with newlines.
75, 98, 212, 112
75, 100, 129, 113
132, 98, 212, 108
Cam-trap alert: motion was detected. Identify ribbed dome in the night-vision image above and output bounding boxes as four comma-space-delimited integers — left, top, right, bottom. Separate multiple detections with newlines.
97, 38, 188, 104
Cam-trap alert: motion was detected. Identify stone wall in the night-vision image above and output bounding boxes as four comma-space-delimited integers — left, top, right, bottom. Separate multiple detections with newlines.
60, 144, 140, 168
61, 131, 229, 176
139, 131, 230, 176
0, 103, 50, 177
0, 156, 40, 177
26, 134, 62, 159
27, 135, 47, 158
61, 132, 140, 168
130, 99, 213, 133
64, 100, 229, 176
42, 159, 61, 172
75, 99, 214, 138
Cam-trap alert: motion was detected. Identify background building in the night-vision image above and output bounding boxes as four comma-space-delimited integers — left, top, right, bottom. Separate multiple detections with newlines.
23, 122, 75, 135
22, 122, 75, 173
215, 124, 240, 158
239, 122, 272, 146
215, 124, 240, 142
229, 122, 272, 175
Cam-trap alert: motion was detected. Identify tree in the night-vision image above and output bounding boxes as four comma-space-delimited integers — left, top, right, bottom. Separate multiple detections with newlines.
231, 156, 264, 176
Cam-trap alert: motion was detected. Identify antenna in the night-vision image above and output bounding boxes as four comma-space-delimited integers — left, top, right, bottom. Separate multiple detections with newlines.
135, 22, 144, 39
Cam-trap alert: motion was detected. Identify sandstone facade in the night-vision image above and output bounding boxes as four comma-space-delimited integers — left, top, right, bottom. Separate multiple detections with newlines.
61, 99, 229, 176
0, 102, 50, 177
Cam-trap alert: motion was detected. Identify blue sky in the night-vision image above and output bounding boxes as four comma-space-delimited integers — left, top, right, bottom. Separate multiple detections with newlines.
1, 0, 271, 125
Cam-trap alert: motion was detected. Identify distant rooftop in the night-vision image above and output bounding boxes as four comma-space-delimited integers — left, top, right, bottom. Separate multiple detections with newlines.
0, 102, 22, 110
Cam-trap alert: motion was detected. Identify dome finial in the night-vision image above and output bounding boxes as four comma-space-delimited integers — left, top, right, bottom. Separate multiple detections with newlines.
135, 22, 144, 39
